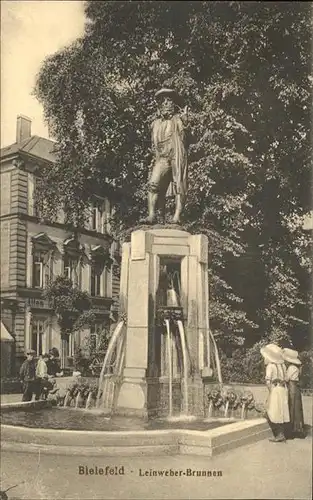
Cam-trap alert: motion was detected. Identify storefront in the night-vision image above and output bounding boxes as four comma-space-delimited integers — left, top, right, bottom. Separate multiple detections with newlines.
1, 321, 15, 377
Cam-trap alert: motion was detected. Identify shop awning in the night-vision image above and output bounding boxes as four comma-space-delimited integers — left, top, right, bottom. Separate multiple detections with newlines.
1, 321, 14, 342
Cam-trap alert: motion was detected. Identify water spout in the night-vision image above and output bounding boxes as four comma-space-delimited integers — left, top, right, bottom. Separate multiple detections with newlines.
224, 400, 229, 418
208, 400, 213, 418
208, 329, 223, 384
241, 403, 246, 420
96, 320, 125, 408
85, 391, 93, 410
176, 320, 188, 416
165, 319, 173, 418
64, 391, 71, 407
75, 393, 80, 409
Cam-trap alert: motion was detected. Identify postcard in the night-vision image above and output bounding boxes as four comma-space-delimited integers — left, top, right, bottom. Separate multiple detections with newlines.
1, 2, 312, 499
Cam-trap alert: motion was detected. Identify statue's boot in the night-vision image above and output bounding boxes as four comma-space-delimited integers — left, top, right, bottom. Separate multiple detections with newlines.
141, 215, 156, 225
145, 193, 158, 224
141, 192, 158, 224
171, 194, 183, 224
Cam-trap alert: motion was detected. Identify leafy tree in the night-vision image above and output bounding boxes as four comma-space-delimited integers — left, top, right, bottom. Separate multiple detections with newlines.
34, 2, 311, 350
44, 276, 96, 366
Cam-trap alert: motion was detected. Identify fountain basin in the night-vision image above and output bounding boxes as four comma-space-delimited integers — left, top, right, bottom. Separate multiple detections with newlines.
1, 401, 270, 457
1, 406, 230, 432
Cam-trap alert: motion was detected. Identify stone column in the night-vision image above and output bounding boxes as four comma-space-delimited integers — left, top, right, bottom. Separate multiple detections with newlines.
147, 253, 160, 378
25, 306, 32, 351
184, 234, 209, 415
118, 242, 130, 315
116, 231, 152, 417
26, 236, 33, 288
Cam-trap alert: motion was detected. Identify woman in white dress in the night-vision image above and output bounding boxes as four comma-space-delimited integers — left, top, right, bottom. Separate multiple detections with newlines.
260, 343, 290, 442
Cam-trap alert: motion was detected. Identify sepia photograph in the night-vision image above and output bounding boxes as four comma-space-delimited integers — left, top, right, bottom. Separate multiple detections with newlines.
0, 1, 312, 499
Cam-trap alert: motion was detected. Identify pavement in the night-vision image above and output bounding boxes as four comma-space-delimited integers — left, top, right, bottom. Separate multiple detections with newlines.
1, 394, 26, 404
1, 435, 312, 500
1, 394, 312, 500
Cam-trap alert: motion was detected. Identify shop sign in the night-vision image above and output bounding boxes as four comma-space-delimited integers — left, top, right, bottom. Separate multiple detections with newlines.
27, 297, 50, 309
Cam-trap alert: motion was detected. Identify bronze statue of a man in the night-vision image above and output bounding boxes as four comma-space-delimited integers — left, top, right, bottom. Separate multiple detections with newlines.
146, 88, 188, 224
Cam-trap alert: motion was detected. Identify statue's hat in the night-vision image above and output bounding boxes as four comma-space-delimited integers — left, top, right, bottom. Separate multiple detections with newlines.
155, 88, 182, 106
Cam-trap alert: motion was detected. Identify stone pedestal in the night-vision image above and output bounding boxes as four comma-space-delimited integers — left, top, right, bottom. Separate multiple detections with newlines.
116, 228, 210, 417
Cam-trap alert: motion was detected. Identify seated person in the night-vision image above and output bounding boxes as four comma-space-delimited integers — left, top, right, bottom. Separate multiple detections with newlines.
47, 378, 67, 406
46, 349, 63, 377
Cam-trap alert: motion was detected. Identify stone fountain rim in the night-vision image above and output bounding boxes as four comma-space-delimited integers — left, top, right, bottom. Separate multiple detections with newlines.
1, 417, 265, 436
1, 419, 270, 457
1, 401, 270, 456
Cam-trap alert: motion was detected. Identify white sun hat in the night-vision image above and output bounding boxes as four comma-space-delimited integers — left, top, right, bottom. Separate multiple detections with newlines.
260, 343, 284, 364
282, 348, 302, 365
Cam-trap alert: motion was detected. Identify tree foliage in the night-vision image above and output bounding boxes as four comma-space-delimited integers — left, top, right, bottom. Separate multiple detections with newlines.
34, 1, 312, 349
44, 276, 95, 339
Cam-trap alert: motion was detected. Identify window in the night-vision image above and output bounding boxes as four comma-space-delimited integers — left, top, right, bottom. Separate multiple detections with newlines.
92, 206, 99, 231
63, 237, 83, 288
31, 234, 56, 288
33, 252, 44, 288
90, 323, 103, 350
64, 254, 77, 281
103, 199, 111, 234
28, 174, 43, 218
64, 334, 76, 358
90, 264, 102, 296
64, 255, 81, 287
31, 319, 44, 355
32, 251, 52, 288
90, 199, 111, 233
91, 204, 103, 232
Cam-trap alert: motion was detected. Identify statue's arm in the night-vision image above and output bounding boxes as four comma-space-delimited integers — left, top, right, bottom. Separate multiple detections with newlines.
180, 106, 189, 126
151, 119, 160, 153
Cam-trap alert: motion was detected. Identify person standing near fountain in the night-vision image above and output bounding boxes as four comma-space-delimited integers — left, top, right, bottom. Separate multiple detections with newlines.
282, 348, 306, 439
19, 349, 37, 402
145, 88, 189, 225
35, 353, 50, 400
260, 343, 290, 442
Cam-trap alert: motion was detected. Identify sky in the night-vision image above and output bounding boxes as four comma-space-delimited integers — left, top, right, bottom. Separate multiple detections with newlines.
1, 0, 85, 147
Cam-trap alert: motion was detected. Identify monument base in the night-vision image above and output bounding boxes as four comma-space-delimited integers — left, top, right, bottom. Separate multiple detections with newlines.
116, 228, 211, 419
116, 368, 148, 418
120, 376, 205, 418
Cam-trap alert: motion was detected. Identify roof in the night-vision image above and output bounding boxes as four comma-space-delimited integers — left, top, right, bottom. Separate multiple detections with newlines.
0, 135, 56, 163
1, 321, 14, 342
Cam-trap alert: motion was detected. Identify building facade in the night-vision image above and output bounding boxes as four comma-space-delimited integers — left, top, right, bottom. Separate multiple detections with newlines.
1, 116, 119, 372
